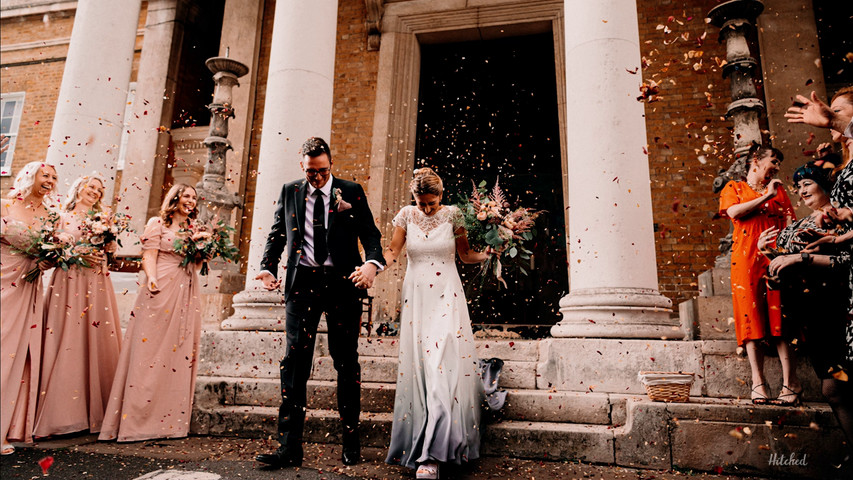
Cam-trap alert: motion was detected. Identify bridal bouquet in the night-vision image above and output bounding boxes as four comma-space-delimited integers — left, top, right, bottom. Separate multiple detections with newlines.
18, 211, 88, 282
457, 179, 542, 287
173, 219, 239, 275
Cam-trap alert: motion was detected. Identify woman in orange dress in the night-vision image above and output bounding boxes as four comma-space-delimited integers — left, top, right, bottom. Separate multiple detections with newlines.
719, 145, 800, 405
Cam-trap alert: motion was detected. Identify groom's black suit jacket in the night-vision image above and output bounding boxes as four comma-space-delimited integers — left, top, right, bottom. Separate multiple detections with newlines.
260, 177, 385, 302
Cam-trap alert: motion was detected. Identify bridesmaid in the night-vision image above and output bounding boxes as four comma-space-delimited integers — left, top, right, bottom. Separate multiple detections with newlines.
99, 183, 203, 442
34, 174, 122, 437
1, 161, 58, 454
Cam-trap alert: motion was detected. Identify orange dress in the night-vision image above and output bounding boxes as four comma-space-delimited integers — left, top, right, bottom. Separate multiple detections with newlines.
719, 181, 795, 346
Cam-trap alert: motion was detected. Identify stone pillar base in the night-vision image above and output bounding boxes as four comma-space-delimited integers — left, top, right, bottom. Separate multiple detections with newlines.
221, 290, 287, 331
552, 288, 679, 339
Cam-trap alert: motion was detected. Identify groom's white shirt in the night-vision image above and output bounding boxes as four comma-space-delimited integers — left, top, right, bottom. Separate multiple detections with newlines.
259, 175, 382, 278
301, 177, 335, 268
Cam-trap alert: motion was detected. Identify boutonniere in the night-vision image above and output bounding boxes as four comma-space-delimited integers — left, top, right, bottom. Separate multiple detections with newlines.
333, 187, 352, 212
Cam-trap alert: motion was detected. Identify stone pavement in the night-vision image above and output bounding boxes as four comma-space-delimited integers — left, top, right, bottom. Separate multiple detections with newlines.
0, 434, 793, 480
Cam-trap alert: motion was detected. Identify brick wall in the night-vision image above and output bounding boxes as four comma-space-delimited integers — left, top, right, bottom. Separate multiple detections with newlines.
0, 5, 146, 196
637, 0, 735, 305
238, 0, 379, 267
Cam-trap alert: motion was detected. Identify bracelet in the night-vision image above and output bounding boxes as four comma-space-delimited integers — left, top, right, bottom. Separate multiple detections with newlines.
801, 252, 812, 264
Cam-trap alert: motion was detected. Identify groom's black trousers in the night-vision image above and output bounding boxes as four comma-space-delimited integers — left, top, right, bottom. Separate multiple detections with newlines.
278, 265, 362, 458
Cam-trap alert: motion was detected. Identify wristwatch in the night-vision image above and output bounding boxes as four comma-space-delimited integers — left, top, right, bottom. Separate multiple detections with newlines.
801, 252, 812, 264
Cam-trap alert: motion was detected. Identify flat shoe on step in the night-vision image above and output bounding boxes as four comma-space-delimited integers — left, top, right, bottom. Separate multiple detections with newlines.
1, 445, 15, 455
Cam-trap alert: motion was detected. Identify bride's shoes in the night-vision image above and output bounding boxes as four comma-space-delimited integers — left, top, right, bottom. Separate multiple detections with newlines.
416, 462, 439, 479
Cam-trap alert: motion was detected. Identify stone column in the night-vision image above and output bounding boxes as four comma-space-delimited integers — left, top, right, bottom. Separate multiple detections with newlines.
114, 0, 178, 255
551, 0, 675, 339
222, 0, 339, 331
45, 0, 143, 201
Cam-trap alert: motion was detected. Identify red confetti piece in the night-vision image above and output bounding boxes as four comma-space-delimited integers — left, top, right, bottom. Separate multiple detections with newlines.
38, 456, 54, 474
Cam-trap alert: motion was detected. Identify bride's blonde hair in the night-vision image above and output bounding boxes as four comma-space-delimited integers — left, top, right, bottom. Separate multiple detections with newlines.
410, 167, 443, 197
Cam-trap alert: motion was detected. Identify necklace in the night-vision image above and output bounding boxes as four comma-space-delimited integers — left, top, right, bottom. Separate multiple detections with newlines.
746, 180, 766, 193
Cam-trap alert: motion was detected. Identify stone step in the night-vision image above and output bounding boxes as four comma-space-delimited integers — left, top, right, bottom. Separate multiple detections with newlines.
192, 397, 844, 478
191, 404, 614, 463
310, 355, 536, 388
482, 420, 615, 464
192, 405, 393, 447
195, 376, 614, 424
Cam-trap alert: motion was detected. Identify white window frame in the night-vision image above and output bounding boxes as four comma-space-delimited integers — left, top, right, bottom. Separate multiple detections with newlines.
1, 92, 26, 177
116, 82, 136, 171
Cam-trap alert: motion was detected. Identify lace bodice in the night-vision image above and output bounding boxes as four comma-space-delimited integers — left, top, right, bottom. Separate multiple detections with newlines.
393, 205, 462, 266
392, 205, 462, 234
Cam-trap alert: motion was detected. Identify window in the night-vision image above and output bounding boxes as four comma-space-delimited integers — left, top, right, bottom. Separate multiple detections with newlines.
0, 92, 25, 176
116, 83, 136, 171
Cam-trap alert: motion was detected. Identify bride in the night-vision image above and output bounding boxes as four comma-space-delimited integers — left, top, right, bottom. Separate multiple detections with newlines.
383, 168, 491, 479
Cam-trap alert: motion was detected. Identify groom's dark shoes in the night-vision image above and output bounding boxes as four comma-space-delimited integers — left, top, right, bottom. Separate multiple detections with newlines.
342, 431, 360, 465
255, 449, 302, 469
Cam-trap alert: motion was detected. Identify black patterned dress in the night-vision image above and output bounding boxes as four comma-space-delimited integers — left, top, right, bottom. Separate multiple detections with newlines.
830, 160, 853, 363
776, 213, 850, 378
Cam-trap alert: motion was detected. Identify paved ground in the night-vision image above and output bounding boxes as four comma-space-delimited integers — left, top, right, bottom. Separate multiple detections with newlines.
0, 434, 782, 480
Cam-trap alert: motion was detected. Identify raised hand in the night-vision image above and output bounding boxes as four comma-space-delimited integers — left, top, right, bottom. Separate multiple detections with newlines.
765, 178, 783, 197
784, 92, 832, 128
255, 271, 281, 291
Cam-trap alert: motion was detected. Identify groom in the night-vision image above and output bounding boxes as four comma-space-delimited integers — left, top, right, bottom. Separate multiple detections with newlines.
255, 137, 385, 468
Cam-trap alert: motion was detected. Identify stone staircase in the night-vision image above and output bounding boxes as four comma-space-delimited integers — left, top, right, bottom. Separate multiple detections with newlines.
192, 328, 846, 478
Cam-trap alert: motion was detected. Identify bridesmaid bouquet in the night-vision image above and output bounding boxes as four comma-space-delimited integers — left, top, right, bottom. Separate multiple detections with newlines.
456, 179, 542, 287
80, 210, 133, 249
173, 219, 239, 275
19, 211, 88, 282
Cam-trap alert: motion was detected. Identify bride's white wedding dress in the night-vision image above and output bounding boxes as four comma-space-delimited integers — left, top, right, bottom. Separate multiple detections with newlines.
386, 205, 484, 469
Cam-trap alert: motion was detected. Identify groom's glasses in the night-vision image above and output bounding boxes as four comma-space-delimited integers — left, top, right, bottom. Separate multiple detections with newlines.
305, 168, 330, 176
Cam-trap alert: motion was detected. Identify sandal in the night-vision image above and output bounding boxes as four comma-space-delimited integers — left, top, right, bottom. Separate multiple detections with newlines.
773, 385, 802, 406
751, 383, 770, 405
1, 444, 14, 455
416, 462, 439, 480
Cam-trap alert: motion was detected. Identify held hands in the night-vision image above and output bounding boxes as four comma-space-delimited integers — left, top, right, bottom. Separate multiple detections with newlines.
349, 262, 378, 289
255, 271, 281, 291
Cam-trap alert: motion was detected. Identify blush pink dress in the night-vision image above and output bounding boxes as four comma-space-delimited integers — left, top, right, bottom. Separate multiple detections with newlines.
0, 210, 44, 445
98, 217, 202, 442
34, 212, 122, 437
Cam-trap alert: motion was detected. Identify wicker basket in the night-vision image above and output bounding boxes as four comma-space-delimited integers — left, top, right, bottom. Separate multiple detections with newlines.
638, 371, 694, 403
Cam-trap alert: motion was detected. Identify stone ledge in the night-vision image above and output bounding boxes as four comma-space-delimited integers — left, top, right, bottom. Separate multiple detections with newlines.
482, 420, 615, 464
503, 390, 611, 424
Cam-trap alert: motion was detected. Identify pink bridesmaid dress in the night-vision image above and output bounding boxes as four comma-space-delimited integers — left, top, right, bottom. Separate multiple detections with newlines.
98, 217, 202, 442
34, 212, 122, 436
0, 213, 44, 445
